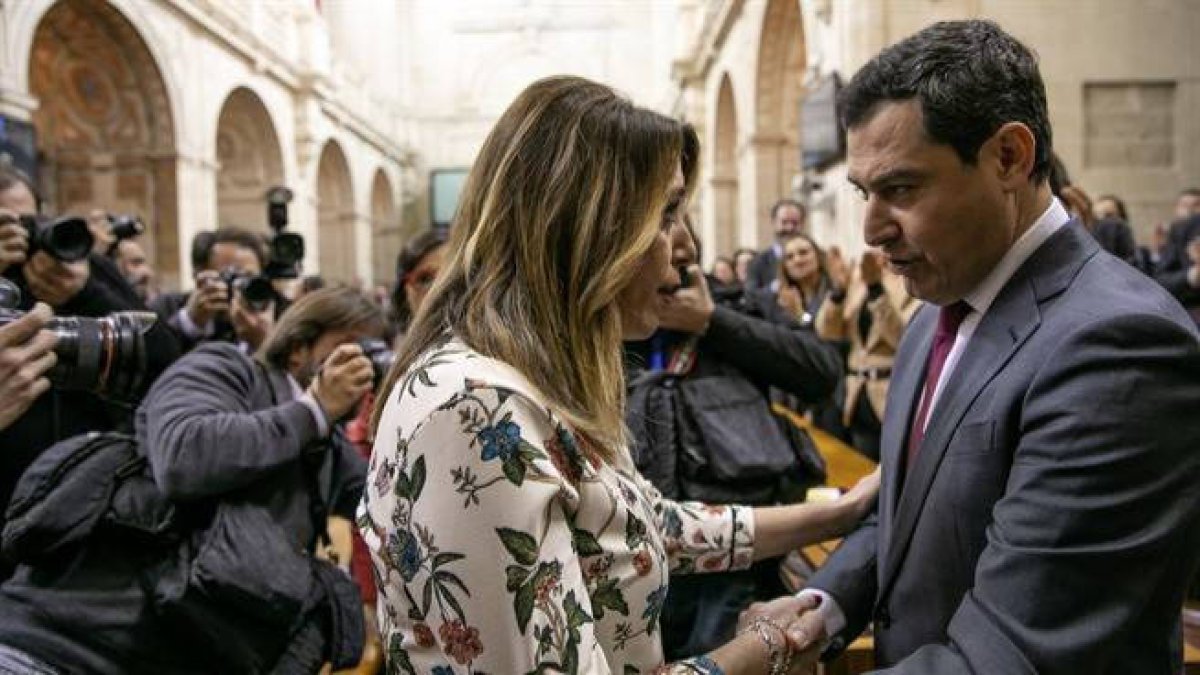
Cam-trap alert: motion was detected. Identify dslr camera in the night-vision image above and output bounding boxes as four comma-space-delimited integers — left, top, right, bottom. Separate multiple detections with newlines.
221, 187, 304, 314
0, 277, 155, 401
18, 214, 93, 263
357, 337, 395, 390
107, 213, 145, 243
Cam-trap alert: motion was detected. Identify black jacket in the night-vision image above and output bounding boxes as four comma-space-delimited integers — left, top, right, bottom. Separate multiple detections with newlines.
0, 255, 181, 571
625, 285, 840, 503
0, 343, 365, 673
745, 246, 780, 291
1155, 213, 1200, 314
1091, 216, 1137, 266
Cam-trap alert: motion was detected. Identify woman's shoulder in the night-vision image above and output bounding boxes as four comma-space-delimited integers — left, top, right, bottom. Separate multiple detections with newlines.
381, 334, 555, 430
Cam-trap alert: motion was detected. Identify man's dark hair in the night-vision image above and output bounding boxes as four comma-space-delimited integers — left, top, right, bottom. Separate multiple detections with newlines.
770, 198, 806, 220
391, 229, 448, 328
1181, 188, 1200, 199
203, 226, 267, 270
839, 19, 1052, 184
257, 286, 385, 370
0, 165, 43, 212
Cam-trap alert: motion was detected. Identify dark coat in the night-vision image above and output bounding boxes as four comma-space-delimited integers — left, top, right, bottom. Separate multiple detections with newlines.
625, 285, 840, 503
811, 222, 1200, 673
0, 343, 366, 673
1154, 213, 1200, 316
744, 246, 780, 291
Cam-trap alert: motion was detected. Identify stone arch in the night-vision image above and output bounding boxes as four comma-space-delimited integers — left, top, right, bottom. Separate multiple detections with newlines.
370, 169, 400, 288
753, 0, 805, 242
214, 87, 285, 232
315, 140, 355, 283
28, 0, 180, 284
712, 73, 740, 258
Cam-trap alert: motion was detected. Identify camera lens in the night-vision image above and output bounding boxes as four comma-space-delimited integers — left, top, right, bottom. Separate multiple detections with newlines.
44, 311, 155, 401
237, 275, 276, 312
38, 216, 93, 262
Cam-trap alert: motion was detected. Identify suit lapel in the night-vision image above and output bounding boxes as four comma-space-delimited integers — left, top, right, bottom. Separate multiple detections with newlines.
877, 306, 934, 561
877, 221, 1098, 601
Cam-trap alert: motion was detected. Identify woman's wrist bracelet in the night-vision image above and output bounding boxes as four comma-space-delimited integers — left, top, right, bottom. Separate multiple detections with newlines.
737, 616, 793, 675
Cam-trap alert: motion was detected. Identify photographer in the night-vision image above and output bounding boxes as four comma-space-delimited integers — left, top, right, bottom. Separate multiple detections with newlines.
0, 304, 56, 433
625, 216, 843, 659
150, 226, 273, 351
0, 286, 380, 673
0, 168, 181, 578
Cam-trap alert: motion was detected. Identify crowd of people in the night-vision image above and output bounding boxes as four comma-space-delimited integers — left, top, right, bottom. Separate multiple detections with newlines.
0, 16, 1195, 675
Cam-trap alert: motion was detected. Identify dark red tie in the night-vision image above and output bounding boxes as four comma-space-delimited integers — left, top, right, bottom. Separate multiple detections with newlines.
906, 301, 972, 466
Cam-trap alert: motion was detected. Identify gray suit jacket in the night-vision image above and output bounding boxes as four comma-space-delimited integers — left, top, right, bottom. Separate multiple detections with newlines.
809, 222, 1200, 673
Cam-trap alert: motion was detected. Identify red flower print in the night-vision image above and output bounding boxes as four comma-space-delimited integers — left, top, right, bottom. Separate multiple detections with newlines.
413, 622, 435, 648
438, 620, 484, 664
633, 549, 653, 577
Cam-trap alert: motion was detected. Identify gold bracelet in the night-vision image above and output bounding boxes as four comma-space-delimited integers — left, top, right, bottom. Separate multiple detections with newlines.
738, 616, 793, 675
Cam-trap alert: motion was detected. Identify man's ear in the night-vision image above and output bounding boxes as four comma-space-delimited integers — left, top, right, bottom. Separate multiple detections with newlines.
987, 122, 1038, 191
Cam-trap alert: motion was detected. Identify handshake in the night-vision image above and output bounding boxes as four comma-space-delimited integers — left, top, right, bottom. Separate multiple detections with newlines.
731, 593, 829, 675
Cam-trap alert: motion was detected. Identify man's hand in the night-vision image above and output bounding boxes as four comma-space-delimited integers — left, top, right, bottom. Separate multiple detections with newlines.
309, 343, 373, 422
740, 594, 828, 673
0, 211, 30, 274
860, 249, 884, 286
186, 270, 230, 328
0, 303, 57, 431
826, 246, 852, 291
230, 294, 275, 351
657, 264, 715, 335
24, 251, 89, 307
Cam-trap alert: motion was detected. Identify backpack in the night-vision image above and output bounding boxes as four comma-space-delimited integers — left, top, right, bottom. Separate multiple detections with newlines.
1, 380, 365, 672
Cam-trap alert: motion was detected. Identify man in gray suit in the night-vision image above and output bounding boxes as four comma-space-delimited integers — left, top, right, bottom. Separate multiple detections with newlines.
745, 20, 1200, 674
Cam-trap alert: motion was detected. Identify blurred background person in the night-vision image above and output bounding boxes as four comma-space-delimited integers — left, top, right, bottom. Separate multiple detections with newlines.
745, 198, 805, 291
732, 247, 756, 286
109, 237, 155, 303
388, 228, 446, 340
774, 233, 831, 329
1155, 189, 1200, 325
1089, 193, 1137, 267
710, 254, 737, 289
817, 248, 917, 460
150, 226, 268, 351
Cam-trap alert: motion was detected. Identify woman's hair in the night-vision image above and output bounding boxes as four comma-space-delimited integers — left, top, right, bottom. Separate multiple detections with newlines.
390, 228, 448, 329
1095, 194, 1129, 222
777, 232, 828, 289
374, 76, 698, 458
257, 286, 385, 370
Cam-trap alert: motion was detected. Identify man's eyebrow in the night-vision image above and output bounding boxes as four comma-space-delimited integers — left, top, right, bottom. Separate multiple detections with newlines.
848, 168, 927, 193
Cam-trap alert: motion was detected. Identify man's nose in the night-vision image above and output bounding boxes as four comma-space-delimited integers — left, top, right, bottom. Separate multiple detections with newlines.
862, 196, 895, 248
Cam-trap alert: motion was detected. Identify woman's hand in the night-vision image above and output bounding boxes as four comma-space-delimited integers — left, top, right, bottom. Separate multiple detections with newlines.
838, 467, 880, 527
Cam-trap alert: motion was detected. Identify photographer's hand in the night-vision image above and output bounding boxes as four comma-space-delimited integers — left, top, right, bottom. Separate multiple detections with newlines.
657, 264, 714, 335
25, 252, 89, 307
308, 343, 374, 422
0, 212, 29, 274
230, 294, 274, 351
0, 303, 57, 431
186, 270, 229, 327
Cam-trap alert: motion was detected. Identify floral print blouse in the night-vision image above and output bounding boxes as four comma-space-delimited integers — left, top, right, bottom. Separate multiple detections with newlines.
358, 336, 756, 674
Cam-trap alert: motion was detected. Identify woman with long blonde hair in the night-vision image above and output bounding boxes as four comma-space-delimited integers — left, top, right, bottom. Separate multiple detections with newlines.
359, 76, 875, 675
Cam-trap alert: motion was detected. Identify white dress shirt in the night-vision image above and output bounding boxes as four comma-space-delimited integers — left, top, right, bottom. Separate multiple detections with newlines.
799, 197, 1071, 639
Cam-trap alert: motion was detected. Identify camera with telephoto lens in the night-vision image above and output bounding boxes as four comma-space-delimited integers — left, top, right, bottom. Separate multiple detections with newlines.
107, 213, 145, 243
357, 337, 395, 390
18, 214, 93, 263
0, 277, 156, 401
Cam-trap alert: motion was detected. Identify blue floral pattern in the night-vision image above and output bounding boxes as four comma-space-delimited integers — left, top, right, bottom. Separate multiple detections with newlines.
359, 337, 754, 674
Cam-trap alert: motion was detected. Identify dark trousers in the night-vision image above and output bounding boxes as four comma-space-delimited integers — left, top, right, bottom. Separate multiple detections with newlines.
849, 394, 882, 462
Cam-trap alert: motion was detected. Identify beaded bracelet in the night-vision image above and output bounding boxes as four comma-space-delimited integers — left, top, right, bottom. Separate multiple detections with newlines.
738, 616, 793, 675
